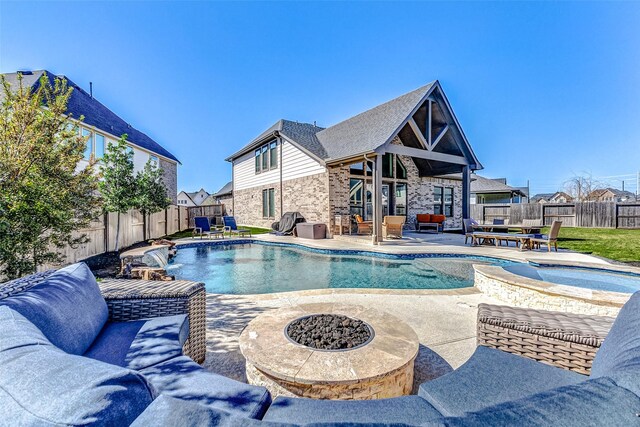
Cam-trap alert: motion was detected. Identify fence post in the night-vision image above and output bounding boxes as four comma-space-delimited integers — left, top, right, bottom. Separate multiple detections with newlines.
103, 212, 109, 253
165, 208, 168, 236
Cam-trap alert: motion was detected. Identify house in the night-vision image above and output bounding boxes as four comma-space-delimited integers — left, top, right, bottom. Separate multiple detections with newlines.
201, 181, 233, 215
226, 81, 482, 241
470, 175, 528, 204
588, 188, 637, 203
1, 70, 180, 203
177, 188, 210, 207
531, 192, 573, 204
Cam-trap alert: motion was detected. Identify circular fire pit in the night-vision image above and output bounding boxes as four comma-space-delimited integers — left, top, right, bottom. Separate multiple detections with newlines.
239, 303, 419, 400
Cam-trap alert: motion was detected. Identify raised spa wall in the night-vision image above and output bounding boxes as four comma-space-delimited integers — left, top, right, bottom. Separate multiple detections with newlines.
474, 264, 629, 317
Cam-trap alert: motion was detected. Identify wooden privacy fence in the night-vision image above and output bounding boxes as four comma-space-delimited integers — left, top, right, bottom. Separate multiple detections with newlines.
58, 205, 189, 265
470, 202, 640, 229
186, 204, 225, 228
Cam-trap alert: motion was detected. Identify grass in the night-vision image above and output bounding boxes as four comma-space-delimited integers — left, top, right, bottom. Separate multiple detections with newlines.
165, 226, 271, 240
545, 227, 640, 263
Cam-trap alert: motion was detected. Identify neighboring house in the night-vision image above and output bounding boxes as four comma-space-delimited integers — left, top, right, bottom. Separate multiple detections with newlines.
531, 192, 573, 204
202, 181, 233, 215
588, 188, 637, 203
177, 188, 210, 207
1, 70, 180, 203
226, 81, 482, 240
470, 175, 527, 204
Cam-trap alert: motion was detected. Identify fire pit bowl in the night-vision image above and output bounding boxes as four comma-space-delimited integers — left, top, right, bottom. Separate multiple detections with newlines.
239, 303, 419, 400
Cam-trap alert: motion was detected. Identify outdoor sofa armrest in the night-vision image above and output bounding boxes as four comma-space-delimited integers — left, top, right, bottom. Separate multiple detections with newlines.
477, 303, 615, 375
98, 279, 207, 364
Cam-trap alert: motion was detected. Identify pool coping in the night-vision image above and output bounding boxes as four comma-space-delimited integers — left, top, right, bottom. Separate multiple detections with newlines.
474, 264, 630, 309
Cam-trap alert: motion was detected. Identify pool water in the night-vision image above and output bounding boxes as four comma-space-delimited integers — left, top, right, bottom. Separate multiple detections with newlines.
165, 243, 513, 294
504, 264, 640, 294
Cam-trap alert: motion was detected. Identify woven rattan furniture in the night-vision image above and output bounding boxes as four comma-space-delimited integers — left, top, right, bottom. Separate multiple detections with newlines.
0, 271, 206, 364
477, 303, 615, 375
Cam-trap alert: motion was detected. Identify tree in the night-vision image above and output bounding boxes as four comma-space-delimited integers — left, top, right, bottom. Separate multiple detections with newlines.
99, 135, 136, 251
0, 73, 100, 279
564, 173, 602, 202
134, 159, 170, 240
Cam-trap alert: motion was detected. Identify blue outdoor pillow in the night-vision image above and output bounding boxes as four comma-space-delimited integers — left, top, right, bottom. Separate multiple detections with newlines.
0, 306, 155, 426
0, 262, 108, 355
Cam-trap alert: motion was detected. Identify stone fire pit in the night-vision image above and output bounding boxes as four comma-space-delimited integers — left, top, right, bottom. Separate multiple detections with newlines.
239, 303, 419, 400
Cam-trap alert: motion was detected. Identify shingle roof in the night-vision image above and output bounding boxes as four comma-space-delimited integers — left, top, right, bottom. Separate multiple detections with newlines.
531, 193, 555, 202
471, 174, 524, 194
315, 83, 435, 161
1, 70, 179, 163
227, 83, 436, 163
212, 181, 233, 197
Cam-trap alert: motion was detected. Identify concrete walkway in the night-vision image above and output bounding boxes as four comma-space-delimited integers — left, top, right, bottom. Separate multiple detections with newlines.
183, 232, 609, 392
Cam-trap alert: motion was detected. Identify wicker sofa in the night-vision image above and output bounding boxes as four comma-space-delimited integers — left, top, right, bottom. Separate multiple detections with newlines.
2, 263, 640, 426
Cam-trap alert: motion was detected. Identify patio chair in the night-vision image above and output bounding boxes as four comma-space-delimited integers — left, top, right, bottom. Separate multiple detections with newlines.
463, 218, 478, 244
192, 217, 224, 240
530, 220, 562, 252
222, 216, 252, 237
354, 214, 373, 235
382, 215, 405, 239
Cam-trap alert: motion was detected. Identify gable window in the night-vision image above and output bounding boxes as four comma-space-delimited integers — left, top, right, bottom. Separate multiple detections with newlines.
434, 186, 454, 217
255, 140, 278, 174
149, 155, 159, 166
82, 128, 93, 160
262, 188, 275, 218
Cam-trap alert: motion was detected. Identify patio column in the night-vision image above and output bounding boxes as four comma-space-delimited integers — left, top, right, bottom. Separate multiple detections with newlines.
372, 154, 383, 244
462, 165, 471, 220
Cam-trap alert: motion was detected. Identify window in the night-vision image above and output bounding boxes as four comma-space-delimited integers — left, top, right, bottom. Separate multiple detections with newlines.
269, 141, 278, 168
255, 140, 278, 174
395, 183, 407, 215
396, 157, 407, 180
262, 188, 275, 218
126, 145, 134, 156
95, 134, 105, 159
434, 186, 454, 217
382, 153, 394, 178
82, 128, 93, 160
149, 155, 159, 166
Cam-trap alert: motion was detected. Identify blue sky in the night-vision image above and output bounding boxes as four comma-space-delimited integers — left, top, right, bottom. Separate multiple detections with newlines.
1, 1, 639, 196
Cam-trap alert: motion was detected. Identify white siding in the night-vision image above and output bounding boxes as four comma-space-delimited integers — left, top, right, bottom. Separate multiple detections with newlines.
281, 141, 326, 181
233, 141, 326, 191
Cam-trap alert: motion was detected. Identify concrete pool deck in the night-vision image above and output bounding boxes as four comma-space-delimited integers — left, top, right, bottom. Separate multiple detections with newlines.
187, 232, 611, 392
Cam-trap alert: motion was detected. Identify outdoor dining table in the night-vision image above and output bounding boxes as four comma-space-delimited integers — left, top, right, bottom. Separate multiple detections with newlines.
473, 224, 544, 234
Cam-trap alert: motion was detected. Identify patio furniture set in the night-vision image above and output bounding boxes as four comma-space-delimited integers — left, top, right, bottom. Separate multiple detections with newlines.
2, 262, 639, 425
193, 215, 251, 239
352, 213, 445, 239
465, 218, 562, 252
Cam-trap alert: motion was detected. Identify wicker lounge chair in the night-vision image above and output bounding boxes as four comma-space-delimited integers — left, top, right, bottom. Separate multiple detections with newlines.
193, 216, 224, 240
222, 216, 251, 237
354, 214, 373, 235
530, 220, 562, 252
382, 215, 405, 239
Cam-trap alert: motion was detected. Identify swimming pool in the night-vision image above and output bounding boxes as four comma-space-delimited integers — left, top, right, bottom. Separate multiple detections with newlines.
503, 264, 640, 294
166, 242, 514, 294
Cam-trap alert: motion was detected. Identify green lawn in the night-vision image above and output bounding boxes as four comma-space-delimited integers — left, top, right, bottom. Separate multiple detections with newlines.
165, 226, 271, 240
545, 227, 640, 263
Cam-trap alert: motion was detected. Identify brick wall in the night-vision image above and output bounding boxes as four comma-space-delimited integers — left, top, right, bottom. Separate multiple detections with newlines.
159, 158, 178, 204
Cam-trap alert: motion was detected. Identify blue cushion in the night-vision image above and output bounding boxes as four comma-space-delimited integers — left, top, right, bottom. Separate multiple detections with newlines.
444, 377, 640, 427
263, 395, 443, 424
591, 291, 640, 396
132, 395, 292, 427
85, 314, 188, 370
418, 346, 584, 416
140, 356, 271, 419
0, 262, 108, 355
0, 306, 154, 426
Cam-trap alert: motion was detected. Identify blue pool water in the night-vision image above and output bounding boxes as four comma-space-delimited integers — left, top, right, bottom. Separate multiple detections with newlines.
165, 242, 514, 294
504, 264, 640, 294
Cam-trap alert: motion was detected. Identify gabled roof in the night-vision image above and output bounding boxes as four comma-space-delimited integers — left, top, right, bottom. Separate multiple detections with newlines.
590, 188, 636, 198
531, 193, 555, 202
1, 70, 179, 163
226, 81, 481, 170
212, 181, 233, 197
315, 83, 434, 160
471, 175, 525, 195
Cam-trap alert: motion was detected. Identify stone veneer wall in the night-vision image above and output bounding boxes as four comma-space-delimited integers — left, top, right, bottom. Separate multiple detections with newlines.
159, 159, 178, 204
233, 172, 330, 229
217, 195, 233, 216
